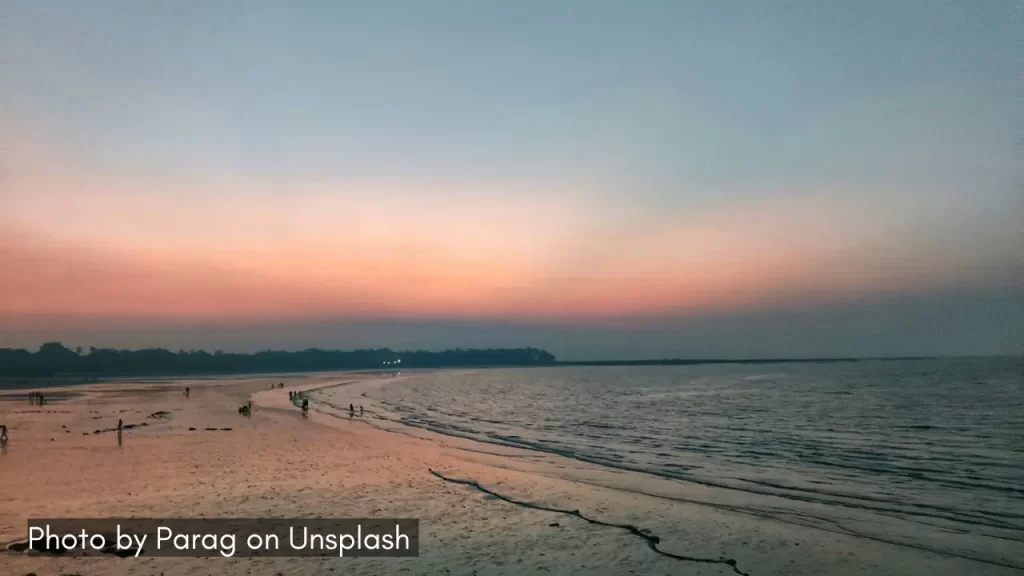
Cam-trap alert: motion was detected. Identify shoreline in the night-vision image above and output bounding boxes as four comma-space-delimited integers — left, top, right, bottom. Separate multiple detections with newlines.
305, 372, 1024, 572
2, 371, 1019, 575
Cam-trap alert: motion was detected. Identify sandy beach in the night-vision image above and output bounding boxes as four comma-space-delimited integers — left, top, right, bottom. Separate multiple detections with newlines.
1, 371, 1019, 576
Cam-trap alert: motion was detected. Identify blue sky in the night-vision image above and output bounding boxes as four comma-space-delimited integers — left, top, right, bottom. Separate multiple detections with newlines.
1, 1, 1021, 357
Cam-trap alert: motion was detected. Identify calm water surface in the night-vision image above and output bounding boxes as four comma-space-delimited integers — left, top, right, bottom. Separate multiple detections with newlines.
369, 358, 1024, 549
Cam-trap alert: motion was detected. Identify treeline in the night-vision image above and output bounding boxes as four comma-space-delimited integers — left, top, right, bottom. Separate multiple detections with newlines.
0, 342, 557, 377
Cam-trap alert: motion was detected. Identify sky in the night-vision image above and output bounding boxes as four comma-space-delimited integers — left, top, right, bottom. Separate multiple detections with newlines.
1, 1, 1022, 359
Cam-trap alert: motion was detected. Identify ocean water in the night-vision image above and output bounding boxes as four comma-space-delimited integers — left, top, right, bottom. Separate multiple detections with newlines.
366, 358, 1024, 557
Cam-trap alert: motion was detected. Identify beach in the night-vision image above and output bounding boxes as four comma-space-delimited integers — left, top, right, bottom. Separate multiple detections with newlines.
1, 371, 1020, 576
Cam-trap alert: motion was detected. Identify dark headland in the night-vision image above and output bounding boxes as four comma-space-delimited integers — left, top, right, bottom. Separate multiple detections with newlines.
1, 342, 938, 387
0, 342, 556, 381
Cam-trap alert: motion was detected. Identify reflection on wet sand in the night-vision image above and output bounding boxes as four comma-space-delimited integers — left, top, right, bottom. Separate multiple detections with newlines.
2, 372, 1017, 576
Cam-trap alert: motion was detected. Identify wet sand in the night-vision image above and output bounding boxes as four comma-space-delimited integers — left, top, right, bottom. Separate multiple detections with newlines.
1, 372, 1018, 575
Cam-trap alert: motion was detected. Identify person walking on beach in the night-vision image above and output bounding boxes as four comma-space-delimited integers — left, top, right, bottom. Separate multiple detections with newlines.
302, 398, 309, 413
185, 387, 190, 398
117, 418, 123, 432
1, 424, 8, 445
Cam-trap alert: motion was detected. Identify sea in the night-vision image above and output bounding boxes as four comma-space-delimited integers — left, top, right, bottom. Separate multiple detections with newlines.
361, 357, 1024, 562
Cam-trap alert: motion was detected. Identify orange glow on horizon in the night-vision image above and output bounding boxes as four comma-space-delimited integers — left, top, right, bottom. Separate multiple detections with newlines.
1, 135, 988, 323
0, 194, 951, 322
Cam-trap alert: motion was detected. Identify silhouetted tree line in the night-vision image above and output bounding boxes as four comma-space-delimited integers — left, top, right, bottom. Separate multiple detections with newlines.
0, 342, 556, 377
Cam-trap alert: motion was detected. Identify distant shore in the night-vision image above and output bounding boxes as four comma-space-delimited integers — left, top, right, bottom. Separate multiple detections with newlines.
1, 350, 964, 391
556, 355, 942, 366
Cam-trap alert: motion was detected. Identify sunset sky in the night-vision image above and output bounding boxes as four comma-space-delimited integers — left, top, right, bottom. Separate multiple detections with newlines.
2, 1, 1021, 358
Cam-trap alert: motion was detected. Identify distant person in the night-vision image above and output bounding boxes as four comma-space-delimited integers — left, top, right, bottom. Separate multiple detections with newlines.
39, 394, 45, 406
359, 405, 364, 416
302, 399, 309, 413
247, 400, 252, 412
1, 424, 8, 444
185, 387, 190, 398
349, 403, 354, 413
117, 418, 123, 432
